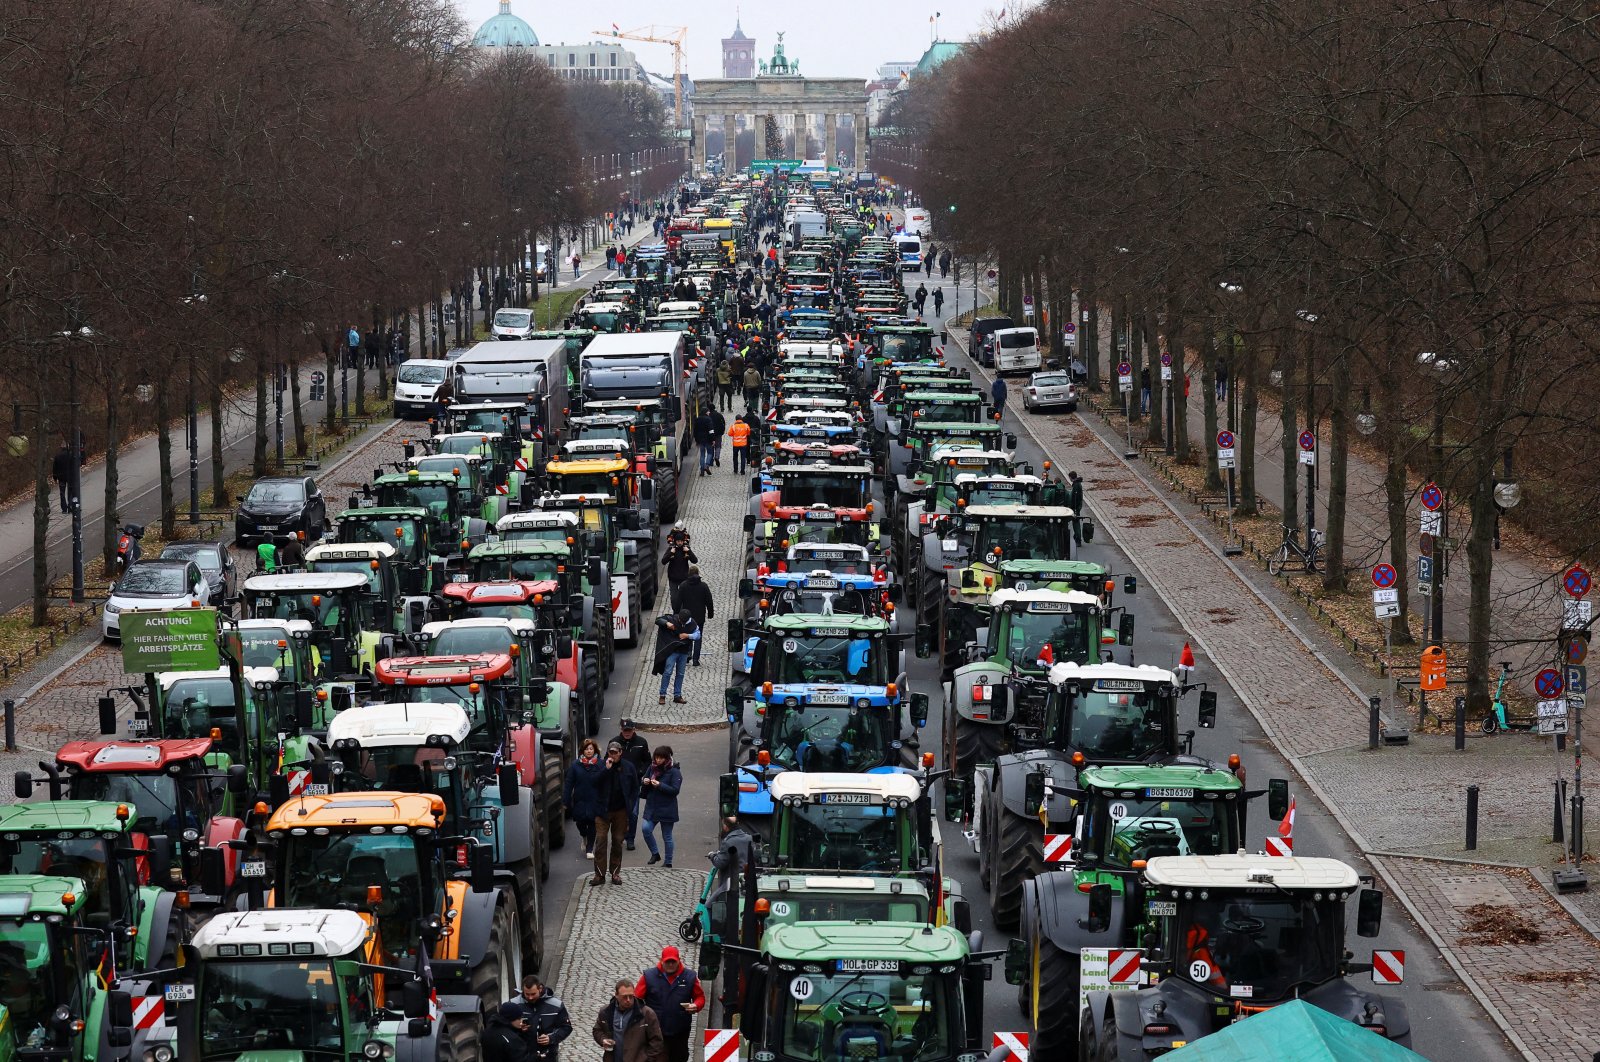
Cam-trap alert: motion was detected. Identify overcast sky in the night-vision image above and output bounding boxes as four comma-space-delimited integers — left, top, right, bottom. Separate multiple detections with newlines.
453, 1, 1002, 80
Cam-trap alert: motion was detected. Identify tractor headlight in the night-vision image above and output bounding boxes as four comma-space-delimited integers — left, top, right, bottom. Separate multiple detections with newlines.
362, 1041, 394, 1059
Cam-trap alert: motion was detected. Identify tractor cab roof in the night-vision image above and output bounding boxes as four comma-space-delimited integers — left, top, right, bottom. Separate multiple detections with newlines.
0, 800, 136, 833
497, 510, 580, 531
420, 617, 537, 640
1047, 661, 1180, 688
374, 653, 515, 687
243, 572, 370, 594
762, 921, 967, 965
326, 702, 472, 749
761, 614, 889, 635
0, 875, 90, 917
305, 542, 398, 564
1080, 763, 1244, 793
238, 618, 315, 637
335, 506, 428, 521
560, 440, 630, 458
54, 739, 214, 773
440, 580, 559, 606
1001, 559, 1106, 577
265, 792, 445, 832
1144, 854, 1360, 892
546, 456, 630, 475
990, 588, 1100, 611
159, 666, 280, 692
374, 470, 457, 486
961, 504, 1074, 520
192, 909, 369, 960
770, 771, 922, 806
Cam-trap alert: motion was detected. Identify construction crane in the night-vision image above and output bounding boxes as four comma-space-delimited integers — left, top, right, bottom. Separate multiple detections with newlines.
595, 25, 688, 127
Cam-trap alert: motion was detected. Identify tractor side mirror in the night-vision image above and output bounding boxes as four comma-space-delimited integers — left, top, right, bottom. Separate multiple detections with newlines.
1024, 771, 1046, 817
1085, 883, 1113, 934
909, 693, 929, 728
569, 600, 584, 628
1198, 691, 1218, 729
960, 569, 977, 589
943, 777, 967, 823
724, 687, 742, 723
743, 514, 755, 533
1124, 575, 1138, 594
1003, 938, 1027, 986
99, 696, 118, 735
888, 583, 904, 603
749, 476, 762, 495
1118, 615, 1135, 646
294, 689, 315, 729
468, 843, 494, 893
1080, 520, 1095, 543
914, 624, 934, 659
557, 636, 574, 657
227, 764, 249, 796
727, 618, 743, 650
13, 771, 31, 799
1267, 777, 1289, 823
400, 979, 431, 1020
739, 578, 755, 599
587, 558, 603, 587
718, 773, 738, 819
347, 494, 360, 511
1356, 888, 1384, 937
497, 764, 520, 807
107, 990, 134, 1029
198, 846, 227, 897
1004, 432, 1018, 450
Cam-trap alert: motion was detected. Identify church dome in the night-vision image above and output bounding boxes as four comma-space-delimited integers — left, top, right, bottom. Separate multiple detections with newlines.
472, 1, 539, 48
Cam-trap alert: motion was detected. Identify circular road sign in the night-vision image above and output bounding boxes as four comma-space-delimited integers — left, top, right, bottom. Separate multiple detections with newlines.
1160, 351, 1173, 367
1117, 361, 1132, 377
1568, 637, 1589, 666
987, 268, 997, 280
1022, 295, 1034, 306
1064, 322, 1076, 334
1372, 563, 1397, 588
1535, 668, 1565, 699
1420, 482, 1443, 511
1298, 430, 1316, 452
1563, 564, 1592, 599
1217, 429, 1236, 449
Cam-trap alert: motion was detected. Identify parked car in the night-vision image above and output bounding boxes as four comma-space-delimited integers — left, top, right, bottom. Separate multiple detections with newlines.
1023, 370, 1078, 413
234, 476, 326, 548
970, 315, 1016, 367
102, 560, 207, 640
158, 540, 236, 609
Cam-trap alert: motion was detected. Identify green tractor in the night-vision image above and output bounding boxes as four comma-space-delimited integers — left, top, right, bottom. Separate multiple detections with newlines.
1006, 767, 1288, 1055
0, 875, 137, 1059
333, 506, 447, 594
362, 469, 490, 562
408, 443, 526, 527
241, 571, 398, 687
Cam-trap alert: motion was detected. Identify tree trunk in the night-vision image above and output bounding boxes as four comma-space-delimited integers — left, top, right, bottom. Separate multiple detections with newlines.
1127, 301, 1143, 424
1322, 344, 1353, 589
355, 329, 368, 416
210, 368, 228, 508
1084, 276, 1100, 392
157, 376, 175, 538
1108, 301, 1122, 411
290, 357, 306, 457
1278, 321, 1300, 533
31, 411, 50, 626
1167, 297, 1190, 462
323, 334, 338, 433
253, 355, 268, 476
1201, 326, 1222, 492
1146, 305, 1163, 445
1377, 354, 1414, 645
1237, 330, 1259, 516
1465, 449, 1498, 714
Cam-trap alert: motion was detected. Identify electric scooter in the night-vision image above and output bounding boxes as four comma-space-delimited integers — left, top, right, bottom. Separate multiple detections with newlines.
1480, 662, 1528, 733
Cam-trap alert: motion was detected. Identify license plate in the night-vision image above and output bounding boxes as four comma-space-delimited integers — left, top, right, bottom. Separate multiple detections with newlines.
808, 578, 839, 589
452, 574, 469, 583
809, 692, 848, 705
821, 792, 871, 804
126, 718, 149, 735
305, 784, 329, 796
1144, 788, 1195, 799
1148, 901, 1177, 916
239, 860, 267, 878
165, 985, 196, 1002
838, 959, 898, 972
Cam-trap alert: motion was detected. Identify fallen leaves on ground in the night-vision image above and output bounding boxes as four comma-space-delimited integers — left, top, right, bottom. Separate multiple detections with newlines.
1458, 903, 1542, 946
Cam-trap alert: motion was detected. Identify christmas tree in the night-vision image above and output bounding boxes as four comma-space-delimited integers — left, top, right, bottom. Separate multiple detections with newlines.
764, 115, 783, 159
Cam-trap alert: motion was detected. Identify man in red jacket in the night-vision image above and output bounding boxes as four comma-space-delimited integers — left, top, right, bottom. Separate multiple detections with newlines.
635, 946, 705, 1062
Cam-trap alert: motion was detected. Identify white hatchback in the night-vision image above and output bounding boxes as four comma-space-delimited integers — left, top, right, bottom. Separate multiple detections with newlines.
1023, 370, 1078, 412
102, 560, 207, 640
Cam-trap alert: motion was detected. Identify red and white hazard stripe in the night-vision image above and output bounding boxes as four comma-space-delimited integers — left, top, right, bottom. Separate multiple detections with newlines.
286, 770, 309, 796
1265, 835, 1294, 857
1371, 949, 1405, 984
1043, 833, 1073, 863
131, 995, 164, 1029
704, 1028, 740, 1062
495, 483, 509, 495
1107, 949, 1141, 984
514, 457, 529, 471
991, 1032, 1029, 1060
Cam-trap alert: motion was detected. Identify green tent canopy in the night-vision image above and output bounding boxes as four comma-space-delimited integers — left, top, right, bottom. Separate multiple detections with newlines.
1163, 1000, 1422, 1062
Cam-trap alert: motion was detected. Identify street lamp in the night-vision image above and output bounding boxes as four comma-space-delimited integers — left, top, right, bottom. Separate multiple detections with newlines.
1415, 350, 1457, 639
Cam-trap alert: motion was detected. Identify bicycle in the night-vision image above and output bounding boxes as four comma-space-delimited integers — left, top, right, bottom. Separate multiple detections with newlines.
1267, 524, 1324, 575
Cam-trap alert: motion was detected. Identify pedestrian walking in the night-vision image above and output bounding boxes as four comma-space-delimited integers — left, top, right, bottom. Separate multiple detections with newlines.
990, 375, 1008, 422
611, 719, 651, 851
364, 328, 381, 369
346, 325, 361, 367
932, 287, 945, 316
484, 1001, 539, 1062
516, 974, 574, 1061
592, 742, 639, 885
605, 247, 617, 271
693, 408, 715, 476
1140, 367, 1151, 414
671, 566, 714, 666
653, 610, 697, 705
572, 253, 582, 279
741, 365, 763, 414
914, 283, 928, 315
1067, 471, 1086, 545
635, 945, 702, 1062
592, 979, 664, 1062
563, 738, 605, 857
639, 747, 683, 867
51, 443, 73, 513
662, 534, 697, 605
708, 407, 726, 467
714, 361, 734, 409
728, 415, 752, 473
1216, 358, 1229, 401
711, 815, 758, 875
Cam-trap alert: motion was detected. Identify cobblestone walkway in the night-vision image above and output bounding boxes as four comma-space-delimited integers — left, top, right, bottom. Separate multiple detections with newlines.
625, 455, 747, 728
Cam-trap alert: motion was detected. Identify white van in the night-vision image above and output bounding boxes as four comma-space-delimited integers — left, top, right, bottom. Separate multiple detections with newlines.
394, 359, 451, 418
992, 326, 1043, 374
895, 235, 924, 272
491, 307, 535, 341
903, 207, 931, 237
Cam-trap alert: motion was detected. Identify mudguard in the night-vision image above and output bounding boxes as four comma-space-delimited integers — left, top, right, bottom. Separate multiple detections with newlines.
580, 594, 595, 635
486, 788, 535, 866
1025, 872, 1126, 959
450, 886, 505, 1000
134, 888, 179, 971
203, 815, 247, 891
992, 750, 1078, 822
394, 1024, 445, 1062
1302, 979, 1412, 1041
508, 723, 538, 780
950, 660, 1015, 726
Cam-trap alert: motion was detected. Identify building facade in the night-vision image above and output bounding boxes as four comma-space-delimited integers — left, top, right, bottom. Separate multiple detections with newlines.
721, 21, 755, 79
538, 41, 642, 83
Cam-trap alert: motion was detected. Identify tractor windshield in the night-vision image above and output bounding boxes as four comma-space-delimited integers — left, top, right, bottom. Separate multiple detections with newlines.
197, 960, 346, 1058
765, 704, 893, 772
971, 518, 1068, 562
1005, 609, 1091, 669
248, 591, 354, 635
472, 554, 561, 582
279, 833, 425, 960
1062, 687, 1172, 762
879, 333, 932, 361
910, 401, 982, 423
428, 627, 518, 657
0, 838, 113, 921
0, 921, 69, 1042
963, 483, 1036, 507
340, 518, 425, 563
438, 436, 496, 456
772, 635, 890, 686
1087, 794, 1234, 869
769, 892, 928, 925
460, 410, 516, 433
764, 586, 874, 620
239, 629, 303, 680
413, 459, 475, 489
381, 483, 451, 520
1180, 895, 1340, 1002
777, 473, 869, 509
785, 803, 906, 872
340, 745, 457, 797
71, 771, 190, 833
773, 968, 955, 1061
498, 526, 574, 547
572, 421, 632, 443
547, 472, 624, 501
163, 678, 247, 761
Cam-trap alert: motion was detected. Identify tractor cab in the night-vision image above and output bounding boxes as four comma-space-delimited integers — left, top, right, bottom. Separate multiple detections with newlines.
333, 507, 441, 592
242, 572, 389, 683
442, 400, 541, 465
364, 470, 476, 554
748, 510, 880, 572
943, 505, 1084, 607
304, 542, 405, 629
751, 462, 876, 519
466, 540, 573, 588
1038, 663, 1212, 767
542, 454, 654, 523
895, 421, 1013, 483
236, 618, 319, 687
760, 773, 934, 876
741, 568, 894, 626
147, 666, 285, 778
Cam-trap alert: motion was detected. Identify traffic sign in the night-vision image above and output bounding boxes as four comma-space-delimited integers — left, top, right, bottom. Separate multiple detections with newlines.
1421, 482, 1443, 511
1298, 430, 1316, 451
1022, 295, 1033, 305
1535, 668, 1565, 699
1117, 361, 1132, 378
1568, 636, 1589, 665
1160, 351, 1173, 367
1217, 429, 1236, 449
1418, 556, 1434, 583
1375, 601, 1402, 619
1419, 533, 1435, 558
1564, 599, 1593, 632
1372, 563, 1397, 588
1564, 564, 1592, 599
1566, 665, 1588, 696
1373, 588, 1399, 603
1064, 322, 1076, 334
1540, 715, 1570, 735
987, 268, 997, 280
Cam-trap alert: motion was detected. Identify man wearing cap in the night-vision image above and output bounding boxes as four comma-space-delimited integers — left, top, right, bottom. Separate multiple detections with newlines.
635, 945, 705, 1062
483, 1000, 539, 1062
611, 719, 652, 850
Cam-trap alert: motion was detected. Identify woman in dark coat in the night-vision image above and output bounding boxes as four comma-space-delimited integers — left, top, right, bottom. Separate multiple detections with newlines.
563, 737, 606, 857
639, 746, 683, 868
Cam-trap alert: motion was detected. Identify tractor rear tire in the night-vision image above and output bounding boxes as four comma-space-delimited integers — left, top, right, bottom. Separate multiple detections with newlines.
441, 1015, 481, 1062
953, 717, 1006, 781
988, 803, 1043, 932
657, 466, 679, 523
543, 749, 567, 853
1030, 937, 1081, 1058
583, 655, 604, 734
514, 862, 545, 972
470, 899, 519, 1015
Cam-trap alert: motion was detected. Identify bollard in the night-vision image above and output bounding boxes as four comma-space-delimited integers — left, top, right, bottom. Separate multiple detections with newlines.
1455, 695, 1466, 751
1369, 695, 1381, 749
1555, 780, 1568, 844
2, 699, 12, 751
1465, 785, 1480, 851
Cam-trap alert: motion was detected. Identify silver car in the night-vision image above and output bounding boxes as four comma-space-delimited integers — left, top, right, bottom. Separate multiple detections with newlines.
1023, 371, 1078, 412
